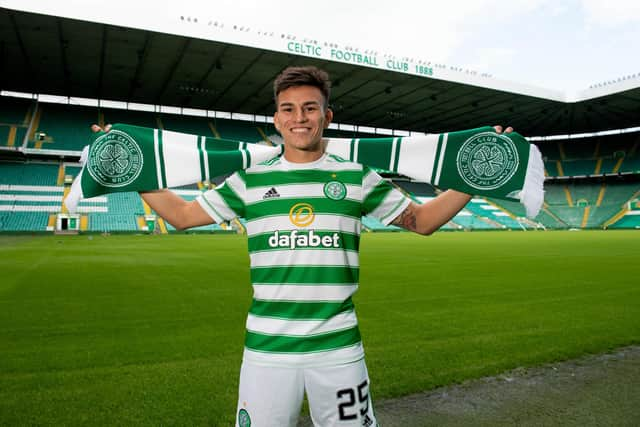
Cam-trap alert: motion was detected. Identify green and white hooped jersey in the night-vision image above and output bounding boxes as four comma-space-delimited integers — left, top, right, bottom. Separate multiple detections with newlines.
197, 153, 411, 367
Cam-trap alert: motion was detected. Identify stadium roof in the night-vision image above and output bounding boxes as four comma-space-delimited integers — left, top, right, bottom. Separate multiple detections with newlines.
2, 7, 640, 136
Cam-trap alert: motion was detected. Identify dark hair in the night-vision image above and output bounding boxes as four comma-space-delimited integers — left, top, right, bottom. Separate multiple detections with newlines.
273, 66, 331, 108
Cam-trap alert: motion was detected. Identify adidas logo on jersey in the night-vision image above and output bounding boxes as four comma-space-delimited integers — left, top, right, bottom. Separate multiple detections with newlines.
263, 187, 280, 199
268, 230, 340, 250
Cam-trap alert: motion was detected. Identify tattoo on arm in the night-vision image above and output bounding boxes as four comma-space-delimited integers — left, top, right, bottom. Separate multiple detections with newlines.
392, 204, 418, 231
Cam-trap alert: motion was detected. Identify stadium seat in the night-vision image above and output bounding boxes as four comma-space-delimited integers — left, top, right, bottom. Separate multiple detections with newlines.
32, 103, 97, 151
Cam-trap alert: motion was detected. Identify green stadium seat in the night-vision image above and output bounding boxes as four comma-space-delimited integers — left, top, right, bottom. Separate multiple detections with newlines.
88, 213, 138, 232
102, 107, 157, 128
64, 165, 82, 177
451, 212, 498, 230
465, 199, 531, 230
0, 163, 59, 186
0, 124, 27, 148
600, 158, 620, 174
587, 205, 622, 228
544, 160, 559, 177
537, 141, 561, 160
569, 183, 601, 205
160, 114, 215, 136
213, 118, 264, 142
620, 156, 640, 174
563, 140, 598, 159
33, 103, 97, 151
104, 192, 144, 214
608, 213, 640, 229
0, 211, 49, 231
544, 185, 570, 206
0, 97, 33, 124
0, 126, 9, 146
561, 159, 597, 176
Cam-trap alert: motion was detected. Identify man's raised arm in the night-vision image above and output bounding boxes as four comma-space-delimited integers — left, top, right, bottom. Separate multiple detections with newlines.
91, 124, 214, 231
391, 190, 471, 235
391, 125, 514, 235
140, 190, 214, 231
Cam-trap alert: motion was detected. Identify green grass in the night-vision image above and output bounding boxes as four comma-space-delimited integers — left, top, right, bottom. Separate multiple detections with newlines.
1, 231, 639, 425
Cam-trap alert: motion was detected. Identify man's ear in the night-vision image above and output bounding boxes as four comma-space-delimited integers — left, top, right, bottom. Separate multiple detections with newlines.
273, 112, 281, 132
324, 108, 333, 128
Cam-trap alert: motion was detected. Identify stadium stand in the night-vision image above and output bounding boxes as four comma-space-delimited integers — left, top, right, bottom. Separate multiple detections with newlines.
538, 181, 639, 228
0, 97, 31, 149
561, 159, 597, 177
600, 157, 620, 174
213, 117, 265, 142
450, 211, 498, 230
2, 95, 640, 232
31, 103, 97, 151
88, 213, 138, 232
544, 160, 560, 177
0, 162, 59, 186
163, 189, 227, 233
0, 211, 50, 232
0, 97, 32, 124
102, 107, 157, 129
465, 199, 532, 230
623, 156, 640, 173
608, 212, 640, 229
18, 101, 294, 151
537, 131, 640, 177
159, 114, 216, 137
0, 162, 62, 232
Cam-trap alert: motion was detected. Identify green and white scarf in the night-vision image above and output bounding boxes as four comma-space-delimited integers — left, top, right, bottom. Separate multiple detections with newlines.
65, 123, 544, 217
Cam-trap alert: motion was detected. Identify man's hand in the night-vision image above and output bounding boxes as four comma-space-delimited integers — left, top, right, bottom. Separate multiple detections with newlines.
90, 124, 112, 133
493, 125, 513, 134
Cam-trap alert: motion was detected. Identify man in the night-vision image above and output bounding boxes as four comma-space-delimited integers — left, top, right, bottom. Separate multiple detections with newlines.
94, 66, 512, 426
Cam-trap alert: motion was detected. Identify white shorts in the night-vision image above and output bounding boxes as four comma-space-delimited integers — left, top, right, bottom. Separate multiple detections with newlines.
235, 358, 377, 427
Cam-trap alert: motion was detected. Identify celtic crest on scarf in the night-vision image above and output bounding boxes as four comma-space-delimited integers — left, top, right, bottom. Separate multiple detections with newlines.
456, 132, 519, 190
87, 129, 144, 187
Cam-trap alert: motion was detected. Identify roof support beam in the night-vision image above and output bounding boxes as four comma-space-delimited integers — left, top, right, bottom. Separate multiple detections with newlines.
330, 69, 383, 105
232, 57, 300, 113
209, 51, 265, 109
253, 57, 311, 114
128, 32, 152, 100
8, 11, 35, 89
180, 44, 228, 106
0, 40, 5, 88
97, 25, 107, 99
400, 93, 515, 130
344, 83, 435, 123
56, 18, 71, 95
155, 37, 191, 104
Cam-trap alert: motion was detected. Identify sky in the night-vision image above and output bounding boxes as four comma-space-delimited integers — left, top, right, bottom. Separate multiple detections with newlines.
175, 0, 640, 92
3, 0, 640, 93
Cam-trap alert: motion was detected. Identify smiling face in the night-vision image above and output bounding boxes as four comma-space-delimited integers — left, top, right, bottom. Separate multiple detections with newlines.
273, 85, 333, 163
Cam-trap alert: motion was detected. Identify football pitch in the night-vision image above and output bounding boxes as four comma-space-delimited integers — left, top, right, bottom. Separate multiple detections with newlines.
1, 230, 639, 425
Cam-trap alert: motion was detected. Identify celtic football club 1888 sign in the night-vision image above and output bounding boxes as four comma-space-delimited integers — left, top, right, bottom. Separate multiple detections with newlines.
87, 130, 143, 187
456, 132, 519, 191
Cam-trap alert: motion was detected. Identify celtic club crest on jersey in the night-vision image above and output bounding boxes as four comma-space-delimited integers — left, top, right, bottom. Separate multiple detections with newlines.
323, 180, 347, 200
87, 130, 143, 187
456, 132, 519, 190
